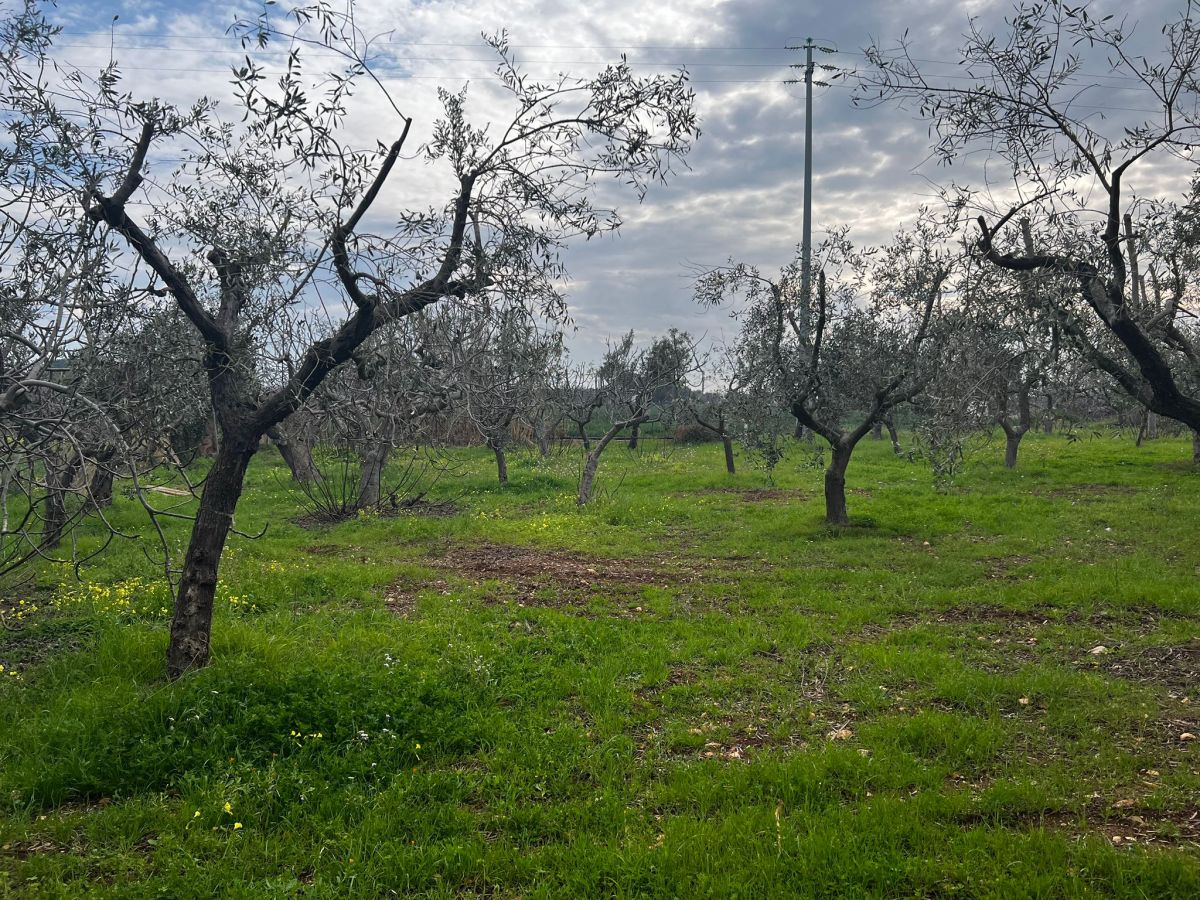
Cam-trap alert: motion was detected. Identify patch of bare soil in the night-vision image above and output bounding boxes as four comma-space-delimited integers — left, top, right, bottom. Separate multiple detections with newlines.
936, 603, 1052, 625
1097, 641, 1200, 690
386, 542, 718, 616
1044, 795, 1200, 850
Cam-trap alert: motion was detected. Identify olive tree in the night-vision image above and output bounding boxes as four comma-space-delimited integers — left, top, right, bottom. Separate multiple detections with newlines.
2, 2, 698, 677
860, 0, 1200, 434
699, 225, 956, 525
685, 345, 743, 475
576, 330, 695, 504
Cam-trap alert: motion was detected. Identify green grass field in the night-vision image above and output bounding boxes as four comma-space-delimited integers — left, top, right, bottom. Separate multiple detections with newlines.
1, 434, 1198, 897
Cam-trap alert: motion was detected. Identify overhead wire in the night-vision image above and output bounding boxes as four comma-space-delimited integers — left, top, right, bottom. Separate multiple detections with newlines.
40, 32, 1181, 107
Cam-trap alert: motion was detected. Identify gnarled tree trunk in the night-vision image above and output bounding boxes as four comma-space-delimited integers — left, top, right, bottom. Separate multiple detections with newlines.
356, 443, 390, 509
627, 423, 640, 450
824, 444, 853, 526
88, 464, 114, 509
85, 446, 117, 510
998, 383, 1032, 469
167, 436, 255, 679
578, 418, 644, 504
1002, 426, 1025, 469
269, 425, 320, 483
41, 451, 83, 550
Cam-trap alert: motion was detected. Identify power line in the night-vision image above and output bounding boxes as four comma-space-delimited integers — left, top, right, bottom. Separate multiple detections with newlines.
51, 41, 1163, 91
50, 42, 794, 67
43, 62, 790, 84
59, 31, 797, 51
55, 30, 1174, 83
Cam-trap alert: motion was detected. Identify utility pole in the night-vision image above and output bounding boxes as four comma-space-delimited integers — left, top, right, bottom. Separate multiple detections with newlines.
801, 37, 814, 312
786, 38, 835, 317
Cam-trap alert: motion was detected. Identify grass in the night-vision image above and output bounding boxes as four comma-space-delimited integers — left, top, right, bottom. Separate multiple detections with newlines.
1, 433, 1198, 897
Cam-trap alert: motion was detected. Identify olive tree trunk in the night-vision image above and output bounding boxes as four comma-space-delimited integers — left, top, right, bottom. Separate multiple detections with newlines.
824, 444, 854, 526
88, 464, 114, 510
1000, 419, 1030, 470
269, 426, 320, 483
40, 451, 83, 550
85, 446, 117, 510
885, 418, 902, 455
356, 443, 390, 509
489, 439, 508, 485
722, 434, 736, 474
167, 438, 254, 679
578, 418, 644, 504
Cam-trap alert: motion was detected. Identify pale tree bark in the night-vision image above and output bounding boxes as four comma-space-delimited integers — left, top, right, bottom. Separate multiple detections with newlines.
268, 424, 320, 483
356, 442, 390, 509
198, 417, 219, 458
578, 416, 646, 504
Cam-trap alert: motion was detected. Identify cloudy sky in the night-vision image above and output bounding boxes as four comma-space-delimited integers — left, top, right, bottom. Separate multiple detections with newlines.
53, 0, 1188, 361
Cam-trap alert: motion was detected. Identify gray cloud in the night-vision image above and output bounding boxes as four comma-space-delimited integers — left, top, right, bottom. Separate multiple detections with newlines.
60, 0, 1193, 361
